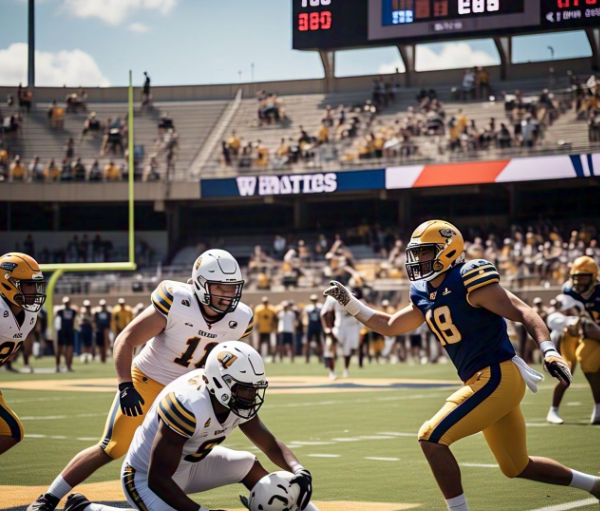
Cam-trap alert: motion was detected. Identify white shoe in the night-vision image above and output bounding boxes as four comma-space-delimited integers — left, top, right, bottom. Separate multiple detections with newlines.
329, 371, 337, 381
591, 411, 600, 425
547, 408, 564, 425
343, 369, 349, 378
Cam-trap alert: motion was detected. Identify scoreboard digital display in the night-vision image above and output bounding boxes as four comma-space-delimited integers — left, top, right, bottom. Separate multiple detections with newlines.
293, 0, 600, 50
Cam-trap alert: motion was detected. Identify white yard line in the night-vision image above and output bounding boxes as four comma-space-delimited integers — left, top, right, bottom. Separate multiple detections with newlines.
20, 412, 106, 421
365, 457, 399, 462
525, 498, 598, 511
25, 434, 98, 441
307, 454, 341, 458
377, 432, 418, 437
460, 463, 498, 468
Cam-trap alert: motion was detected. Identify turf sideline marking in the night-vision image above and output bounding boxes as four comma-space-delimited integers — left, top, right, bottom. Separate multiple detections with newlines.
20, 412, 106, 421
365, 457, 400, 462
526, 498, 598, 511
460, 463, 498, 468
308, 454, 341, 458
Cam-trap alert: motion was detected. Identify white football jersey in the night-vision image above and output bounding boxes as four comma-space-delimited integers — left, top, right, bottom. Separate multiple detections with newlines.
0, 297, 37, 367
321, 296, 361, 334
127, 368, 251, 474
133, 280, 254, 386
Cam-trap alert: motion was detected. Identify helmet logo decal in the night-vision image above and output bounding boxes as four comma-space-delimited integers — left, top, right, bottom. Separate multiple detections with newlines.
194, 257, 202, 271
218, 351, 238, 369
0, 262, 18, 272
439, 229, 456, 238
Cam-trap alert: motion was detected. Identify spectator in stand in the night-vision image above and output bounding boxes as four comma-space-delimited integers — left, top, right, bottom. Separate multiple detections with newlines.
89, 160, 102, 181
497, 123, 513, 148
318, 122, 329, 145
103, 160, 121, 181
255, 140, 268, 168
273, 138, 290, 168
322, 105, 334, 127
462, 68, 476, 100
158, 112, 174, 132
65, 137, 75, 160
228, 130, 241, 158
73, 158, 87, 181
142, 71, 152, 107
61, 158, 74, 181
0, 145, 8, 180
81, 112, 102, 142
17, 83, 32, 112
273, 235, 286, 259
221, 141, 232, 167
28, 156, 43, 182
477, 67, 491, 99
48, 100, 64, 129
314, 234, 328, 258
9, 155, 26, 182
43, 159, 59, 182
65, 88, 87, 113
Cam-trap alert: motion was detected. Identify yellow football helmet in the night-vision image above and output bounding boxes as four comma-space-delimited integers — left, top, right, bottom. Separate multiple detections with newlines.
570, 256, 598, 295
0, 252, 46, 312
406, 220, 465, 282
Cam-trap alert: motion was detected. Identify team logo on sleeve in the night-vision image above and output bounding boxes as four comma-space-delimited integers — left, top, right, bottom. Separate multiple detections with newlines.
217, 351, 238, 369
204, 418, 211, 428
229, 320, 238, 329
3, 311, 8, 318
181, 299, 191, 307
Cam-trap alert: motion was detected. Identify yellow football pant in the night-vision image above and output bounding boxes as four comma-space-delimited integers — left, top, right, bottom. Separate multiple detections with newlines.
99, 367, 164, 459
576, 338, 600, 374
0, 390, 24, 443
419, 360, 529, 478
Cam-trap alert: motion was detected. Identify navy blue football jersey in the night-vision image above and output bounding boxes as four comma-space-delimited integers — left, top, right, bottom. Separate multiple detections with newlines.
562, 281, 600, 325
410, 259, 516, 381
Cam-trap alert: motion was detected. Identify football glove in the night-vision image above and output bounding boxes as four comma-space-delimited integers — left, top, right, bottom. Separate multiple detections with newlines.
540, 342, 572, 387
291, 468, 312, 510
118, 382, 145, 417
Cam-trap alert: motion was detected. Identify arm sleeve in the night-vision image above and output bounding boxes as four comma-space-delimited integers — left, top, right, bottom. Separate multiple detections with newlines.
151, 281, 175, 318
461, 260, 501, 294
239, 313, 254, 340
320, 296, 335, 316
157, 392, 197, 439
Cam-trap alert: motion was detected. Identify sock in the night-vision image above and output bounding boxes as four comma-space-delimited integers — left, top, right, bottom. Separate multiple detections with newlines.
592, 403, 600, 419
47, 475, 72, 500
570, 470, 600, 492
85, 505, 135, 511
550, 406, 559, 413
446, 494, 469, 511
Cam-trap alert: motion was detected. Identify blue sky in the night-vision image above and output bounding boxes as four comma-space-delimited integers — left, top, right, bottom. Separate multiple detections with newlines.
0, 0, 593, 87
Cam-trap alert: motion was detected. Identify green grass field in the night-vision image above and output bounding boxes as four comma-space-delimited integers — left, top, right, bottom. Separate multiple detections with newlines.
1, 357, 599, 511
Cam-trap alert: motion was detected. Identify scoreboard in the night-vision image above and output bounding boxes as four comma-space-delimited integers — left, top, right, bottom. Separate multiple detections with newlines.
293, 0, 600, 50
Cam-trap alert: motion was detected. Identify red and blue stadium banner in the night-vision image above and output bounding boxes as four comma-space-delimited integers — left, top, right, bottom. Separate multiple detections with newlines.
386, 153, 599, 190
200, 153, 598, 198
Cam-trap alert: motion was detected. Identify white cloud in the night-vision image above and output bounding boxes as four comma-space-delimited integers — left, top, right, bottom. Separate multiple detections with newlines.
129, 22, 149, 33
62, 0, 177, 25
416, 43, 498, 72
378, 59, 406, 75
0, 43, 111, 87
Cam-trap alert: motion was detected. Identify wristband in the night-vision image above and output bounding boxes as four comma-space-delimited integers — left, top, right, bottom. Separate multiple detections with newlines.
345, 297, 376, 323
540, 341, 557, 355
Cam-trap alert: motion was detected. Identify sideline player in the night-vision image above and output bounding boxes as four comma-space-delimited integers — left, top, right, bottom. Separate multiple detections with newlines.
324, 220, 600, 511
303, 294, 323, 363
63, 342, 318, 511
30, 249, 254, 511
560, 256, 600, 424
321, 287, 362, 378
0, 252, 46, 455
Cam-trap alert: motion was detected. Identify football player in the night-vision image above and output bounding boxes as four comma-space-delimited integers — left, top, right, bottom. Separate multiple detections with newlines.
0, 252, 46, 455
324, 220, 600, 511
62, 342, 318, 511
546, 293, 586, 424
320, 287, 362, 378
30, 249, 255, 511
561, 256, 600, 424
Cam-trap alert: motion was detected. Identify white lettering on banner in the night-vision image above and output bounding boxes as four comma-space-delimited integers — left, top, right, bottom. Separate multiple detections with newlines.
236, 173, 338, 196
236, 177, 257, 196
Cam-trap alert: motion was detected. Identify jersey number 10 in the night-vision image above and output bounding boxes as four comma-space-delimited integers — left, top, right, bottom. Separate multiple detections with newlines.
174, 339, 218, 368
425, 306, 463, 346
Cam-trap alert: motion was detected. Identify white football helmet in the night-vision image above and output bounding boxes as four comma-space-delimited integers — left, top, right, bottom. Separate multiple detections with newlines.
192, 249, 244, 314
248, 471, 300, 511
204, 341, 268, 420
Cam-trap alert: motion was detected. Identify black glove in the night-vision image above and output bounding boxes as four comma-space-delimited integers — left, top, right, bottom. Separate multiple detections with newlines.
119, 382, 145, 417
291, 468, 312, 510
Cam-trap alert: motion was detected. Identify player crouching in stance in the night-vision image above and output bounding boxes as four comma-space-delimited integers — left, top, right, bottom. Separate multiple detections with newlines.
30, 250, 254, 511
324, 220, 600, 511
63, 342, 318, 511
0, 253, 45, 455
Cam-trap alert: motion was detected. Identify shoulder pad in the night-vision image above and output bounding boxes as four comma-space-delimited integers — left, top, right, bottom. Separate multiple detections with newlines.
152, 280, 191, 317
236, 303, 254, 340
157, 391, 197, 438
460, 259, 500, 293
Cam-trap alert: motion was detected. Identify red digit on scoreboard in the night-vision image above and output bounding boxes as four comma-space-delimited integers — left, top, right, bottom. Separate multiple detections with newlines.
321, 11, 332, 30
309, 11, 320, 30
299, 12, 308, 31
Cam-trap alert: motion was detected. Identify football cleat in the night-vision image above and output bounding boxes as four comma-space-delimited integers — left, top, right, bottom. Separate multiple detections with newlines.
27, 494, 59, 511
64, 494, 91, 511
546, 408, 564, 425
